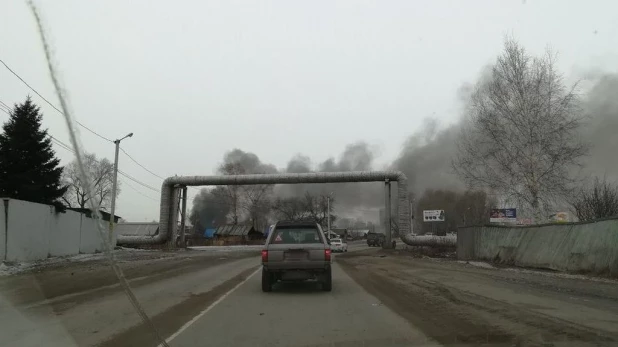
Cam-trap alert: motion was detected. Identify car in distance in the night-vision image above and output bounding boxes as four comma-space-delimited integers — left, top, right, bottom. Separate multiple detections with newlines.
261, 220, 333, 292
330, 238, 347, 252
366, 231, 385, 247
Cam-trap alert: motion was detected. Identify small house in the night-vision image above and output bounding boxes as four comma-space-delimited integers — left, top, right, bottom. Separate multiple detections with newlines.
214, 225, 264, 241
115, 222, 159, 238
330, 228, 348, 239
67, 208, 122, 223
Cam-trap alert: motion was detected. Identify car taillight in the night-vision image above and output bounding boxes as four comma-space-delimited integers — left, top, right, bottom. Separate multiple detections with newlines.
324, 249, 331, 261
261, 250, 268, 262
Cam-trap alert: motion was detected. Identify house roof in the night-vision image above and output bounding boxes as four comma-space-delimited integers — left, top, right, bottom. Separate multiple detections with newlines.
330, 228, 347, 235
116, 222, 159, 236
215, 225, 261, 236
67, 208, 121, 223
276, 220, 319, 228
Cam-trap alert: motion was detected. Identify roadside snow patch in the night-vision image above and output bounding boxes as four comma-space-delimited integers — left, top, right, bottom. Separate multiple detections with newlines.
503, 267, 618, 283
458, 261, 495, 269
0, 262, 34, 276
188, 245, 262, 252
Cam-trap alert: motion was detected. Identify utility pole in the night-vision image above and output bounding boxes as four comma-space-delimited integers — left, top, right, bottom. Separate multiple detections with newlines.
109, 132, 133, 244
179, 186, 188, 248
326, 191, 334, 234
384, 179, 392, 249
327, 196, 330, 231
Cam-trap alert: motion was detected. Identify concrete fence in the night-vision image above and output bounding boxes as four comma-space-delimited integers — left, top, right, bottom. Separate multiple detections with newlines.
404, 234, 457, 247
457, 218, 618, 276
0, 198, 115, 262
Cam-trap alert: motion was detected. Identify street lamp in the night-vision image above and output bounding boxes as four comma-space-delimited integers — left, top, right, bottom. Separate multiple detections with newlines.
109, 132, 133, 243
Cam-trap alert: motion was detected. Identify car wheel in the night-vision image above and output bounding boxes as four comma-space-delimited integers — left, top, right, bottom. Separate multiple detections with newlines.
322, 267, 332, 292
262, 269, 272, 292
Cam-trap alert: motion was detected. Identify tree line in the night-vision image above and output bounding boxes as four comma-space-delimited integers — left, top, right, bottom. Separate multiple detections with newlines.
0, 97, 119, 212
5, 37, 618, 226
449, 37, 618, 224
189, 161, 336, 234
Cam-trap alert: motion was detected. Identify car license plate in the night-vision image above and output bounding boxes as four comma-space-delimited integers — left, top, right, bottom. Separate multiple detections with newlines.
285, 251, 307, 260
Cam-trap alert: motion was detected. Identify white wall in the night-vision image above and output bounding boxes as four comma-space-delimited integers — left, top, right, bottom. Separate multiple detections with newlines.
0, 200, 6, 261
6, 200, 51, 261
49, 210, 81, 257
1, 199, 116, 262
458, 220, 618, 277
79, 216, 112, 254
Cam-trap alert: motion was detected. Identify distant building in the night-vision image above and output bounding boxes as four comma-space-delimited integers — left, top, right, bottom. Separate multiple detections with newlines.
330, 228, 348, 238
348, 229, 370, 239
67, 208, 121, 223
115, 222, 159, 238
204, 228, 216, 239
214, 225, 264, 241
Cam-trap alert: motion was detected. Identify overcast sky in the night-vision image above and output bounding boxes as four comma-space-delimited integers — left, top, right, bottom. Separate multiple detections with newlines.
1, 1, 617, 221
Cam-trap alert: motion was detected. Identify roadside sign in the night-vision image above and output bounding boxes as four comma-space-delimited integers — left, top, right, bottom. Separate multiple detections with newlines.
423, 210, 445, 222
552, 212, 569, 223
490, 208, 516, 223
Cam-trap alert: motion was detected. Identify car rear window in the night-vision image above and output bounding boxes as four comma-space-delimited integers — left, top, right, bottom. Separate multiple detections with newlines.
270, 227, 323, 244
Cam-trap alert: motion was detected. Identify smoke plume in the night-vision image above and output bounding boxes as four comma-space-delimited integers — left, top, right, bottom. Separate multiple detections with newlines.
579, 74, 618, 182
192, 73, 618, 227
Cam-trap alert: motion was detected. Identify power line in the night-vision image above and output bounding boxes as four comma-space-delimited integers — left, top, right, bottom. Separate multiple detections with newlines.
119, 146, 201, 196
118, 177, 159, 202
119, 147, 165, 180
0, 100, 10, 112
49, 135, 161, 196
0, 58, 113, 143
50, 136, 74, 152
0, 95, 164, 199
117, 169, 160, 192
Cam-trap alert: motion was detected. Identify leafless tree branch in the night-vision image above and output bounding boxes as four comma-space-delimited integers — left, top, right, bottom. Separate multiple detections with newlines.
453, 38, 588, 221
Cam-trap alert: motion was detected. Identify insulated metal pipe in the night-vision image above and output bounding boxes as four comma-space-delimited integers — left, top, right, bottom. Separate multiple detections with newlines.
384, 180, 392, 249
117, 171, 412, 245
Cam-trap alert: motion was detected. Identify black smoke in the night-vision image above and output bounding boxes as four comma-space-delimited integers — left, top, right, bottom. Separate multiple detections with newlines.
191, 73, 618, 228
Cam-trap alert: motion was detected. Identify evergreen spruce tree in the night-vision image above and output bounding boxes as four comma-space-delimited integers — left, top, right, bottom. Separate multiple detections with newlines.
0, 97, 68, 206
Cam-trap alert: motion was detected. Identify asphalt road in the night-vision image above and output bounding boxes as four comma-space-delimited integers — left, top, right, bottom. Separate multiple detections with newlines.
2, 242, 617, 347
166, 262, 437, 347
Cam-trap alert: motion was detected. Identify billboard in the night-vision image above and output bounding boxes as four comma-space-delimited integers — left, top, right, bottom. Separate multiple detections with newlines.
423, 210, 445, 222
490, 208, 517, 223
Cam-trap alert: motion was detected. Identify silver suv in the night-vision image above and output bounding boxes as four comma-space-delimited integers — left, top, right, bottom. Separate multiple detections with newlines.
261, 220, 333, 292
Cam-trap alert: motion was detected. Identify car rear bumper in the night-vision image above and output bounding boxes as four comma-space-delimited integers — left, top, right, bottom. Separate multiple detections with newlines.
263, 262, 331, 272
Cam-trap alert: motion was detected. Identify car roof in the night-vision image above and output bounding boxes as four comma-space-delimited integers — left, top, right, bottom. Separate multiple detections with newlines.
275, 220, 319, 228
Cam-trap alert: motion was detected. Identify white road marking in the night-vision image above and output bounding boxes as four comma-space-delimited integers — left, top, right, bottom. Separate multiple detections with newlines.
160, 267, 261, 346
24, 275, 152, 309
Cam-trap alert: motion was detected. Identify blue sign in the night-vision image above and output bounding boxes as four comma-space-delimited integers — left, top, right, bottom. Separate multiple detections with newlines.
490, 208, 517, 223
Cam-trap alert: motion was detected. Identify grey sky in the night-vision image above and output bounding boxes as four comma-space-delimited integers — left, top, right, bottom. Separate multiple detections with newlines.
1, 1, 617, 221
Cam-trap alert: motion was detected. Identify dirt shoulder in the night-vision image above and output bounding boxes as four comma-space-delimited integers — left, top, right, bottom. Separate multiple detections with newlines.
0, 248, 259, 306
338, 249, 618, 347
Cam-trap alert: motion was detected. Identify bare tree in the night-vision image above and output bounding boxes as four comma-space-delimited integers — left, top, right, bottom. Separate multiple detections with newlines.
62, 153, 119, 210
453, 38, 587, 221
218, 161, 274, 227
241, 182, 273, 230
271, 196, 308, 221
303, 192, 336, 228
219, 162, 244, 224
570, 177, 618, 221
270, 192, 336, 228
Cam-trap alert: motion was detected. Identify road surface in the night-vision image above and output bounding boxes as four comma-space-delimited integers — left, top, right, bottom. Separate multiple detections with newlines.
1, 243, 617, 346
